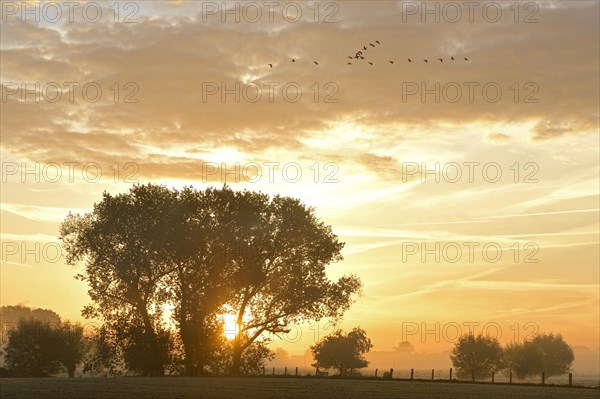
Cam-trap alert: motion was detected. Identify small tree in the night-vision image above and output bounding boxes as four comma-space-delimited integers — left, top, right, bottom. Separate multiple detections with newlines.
503, 333, 574, 379
530, 333, 574, 377
450, 334, 503, 380
394, 341, 415, 354
311, 327, 373, 376
4, 320, 62, 377
502, 341, 543, 379
55, 322, 86, 377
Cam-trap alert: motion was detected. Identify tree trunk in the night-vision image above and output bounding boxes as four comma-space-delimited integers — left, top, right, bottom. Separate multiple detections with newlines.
181, 326, 196, 376
230, 342, 243, 375
67, 366, 75, 378
229, 308, 246, 375
179, 288, 195, 376
140, 308, 164, 376
179, 313, 196, 376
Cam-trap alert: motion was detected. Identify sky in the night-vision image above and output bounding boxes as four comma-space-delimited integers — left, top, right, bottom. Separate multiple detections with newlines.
1, 0, 599, 368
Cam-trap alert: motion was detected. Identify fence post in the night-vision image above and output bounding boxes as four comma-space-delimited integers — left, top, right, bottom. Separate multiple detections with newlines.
262, 366, 265, 375
315, 367, 319, 376
295, 367, 298, 376
569, 373, 572, 386
449, 368, 452, 381
491, 372, 494, 383
471, 370, 475, 382
390, 368, 393, 378
284, 367, 287, 376
375, 368, 378, 377
509, 371, 512, 384
542, 372, 545, 385
410, 368, 414, 380
272, 366, 275, 376
431, 369, 434, 380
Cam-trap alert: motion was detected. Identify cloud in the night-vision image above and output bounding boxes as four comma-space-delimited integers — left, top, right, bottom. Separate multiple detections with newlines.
1, 1, 598, 180
488, 132, 510, 142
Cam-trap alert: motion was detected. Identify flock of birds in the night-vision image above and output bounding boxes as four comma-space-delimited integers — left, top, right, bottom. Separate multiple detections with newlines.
267, 40, 469, 68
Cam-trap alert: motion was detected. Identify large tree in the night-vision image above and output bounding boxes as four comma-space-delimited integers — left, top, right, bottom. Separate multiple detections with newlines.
450, 334, 503, 380
61, 184, 361, 376
311, 327, 373, 376
224, 192, 362, 374
60, 184, 180, 376
166, 186, 240, 375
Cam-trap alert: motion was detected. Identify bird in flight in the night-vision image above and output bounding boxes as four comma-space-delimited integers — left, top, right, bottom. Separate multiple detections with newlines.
464, 57, 469, 61
408, 58, 412, 62
424, 59, 428, 63
347, 62, 352, 65
348, 56, 353, 59
375, 40, 380, 44
363, 46, 368, 50
369, 43, 375, 47
389, 61, 394, 64
451, 56, 455, 60
438, 58, 443, 62
292, 59, 295, 62
368, 62, 373, 65
314, 61, 319, 65
268, 64, 273, 68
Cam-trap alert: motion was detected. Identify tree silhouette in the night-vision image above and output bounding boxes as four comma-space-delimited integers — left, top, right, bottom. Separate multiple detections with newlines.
61, 184, 361, 376
4, 320, 62, 377
503, 333, 574, 378
450, 334, 503, 380
311, 327, 373, 376
394, 341, 416, 354
54, 322, 86, 377
224, 192, 362, 374
167, 186, 241, 376
4, 319, 85, 377
60, 184, 181, 376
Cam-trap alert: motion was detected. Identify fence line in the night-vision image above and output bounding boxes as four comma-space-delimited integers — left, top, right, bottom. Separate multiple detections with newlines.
262, 367, 596, 388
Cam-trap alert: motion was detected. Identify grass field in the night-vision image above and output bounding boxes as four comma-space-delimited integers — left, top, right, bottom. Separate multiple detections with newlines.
1, 377, 598, 399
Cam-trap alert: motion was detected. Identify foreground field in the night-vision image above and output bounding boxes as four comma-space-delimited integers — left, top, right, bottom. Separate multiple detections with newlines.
1, 377, 598, 399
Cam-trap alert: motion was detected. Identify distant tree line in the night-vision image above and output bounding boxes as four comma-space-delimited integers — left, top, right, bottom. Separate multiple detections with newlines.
0, 306, 574, 381
56, 184, 361, 376
450, 332, 574, 381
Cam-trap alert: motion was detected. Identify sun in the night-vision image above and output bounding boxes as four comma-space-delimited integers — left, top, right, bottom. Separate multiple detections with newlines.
223, 313, 240, 340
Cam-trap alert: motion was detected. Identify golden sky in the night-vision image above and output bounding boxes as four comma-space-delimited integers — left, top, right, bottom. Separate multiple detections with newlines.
1, 0, 598, 363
